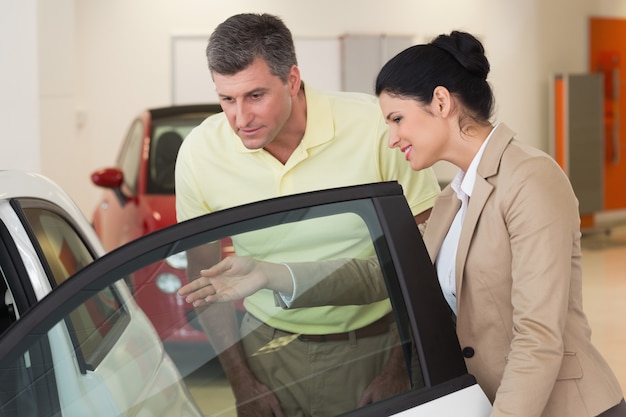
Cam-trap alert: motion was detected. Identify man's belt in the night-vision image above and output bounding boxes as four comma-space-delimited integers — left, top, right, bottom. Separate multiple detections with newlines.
294, 313, 394, 343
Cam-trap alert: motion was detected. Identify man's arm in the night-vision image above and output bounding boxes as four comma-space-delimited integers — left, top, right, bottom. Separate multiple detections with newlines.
185, 244, 284, 417
414, 208, 432, 229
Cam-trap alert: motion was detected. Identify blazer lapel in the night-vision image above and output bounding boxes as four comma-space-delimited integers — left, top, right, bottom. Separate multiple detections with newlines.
424, 186, 460, 262
454, 176, 492, 301
454, 124, 516, 306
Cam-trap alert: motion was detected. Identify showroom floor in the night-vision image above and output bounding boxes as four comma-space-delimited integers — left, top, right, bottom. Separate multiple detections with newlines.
579, 224, 626, 391
184, 226, 626, 414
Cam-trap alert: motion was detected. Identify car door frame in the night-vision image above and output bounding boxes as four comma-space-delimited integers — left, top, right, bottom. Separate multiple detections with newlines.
0, 181, 488, 416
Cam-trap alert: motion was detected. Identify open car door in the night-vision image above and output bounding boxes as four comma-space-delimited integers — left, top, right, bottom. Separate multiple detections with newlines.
0, 182, 491, 417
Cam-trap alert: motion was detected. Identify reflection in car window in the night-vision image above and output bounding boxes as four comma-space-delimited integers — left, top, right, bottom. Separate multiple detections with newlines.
22, 207, 128, 370
66, 286, 129, 371
0, 287, 133, 416
164, 201, 424, 415
1, 194, 432, 417
22, 208, 94, 286
0, 334, 59, 416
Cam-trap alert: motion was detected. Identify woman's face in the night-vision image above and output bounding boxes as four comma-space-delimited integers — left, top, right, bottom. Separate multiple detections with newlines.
379, 92, 450, 172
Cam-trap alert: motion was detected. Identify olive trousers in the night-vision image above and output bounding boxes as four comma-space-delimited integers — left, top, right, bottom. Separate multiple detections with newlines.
240, 313, 398, 417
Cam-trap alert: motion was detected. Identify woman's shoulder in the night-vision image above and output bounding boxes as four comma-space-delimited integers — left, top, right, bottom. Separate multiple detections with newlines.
495, 138, 576, 207
500, 138, 563, 175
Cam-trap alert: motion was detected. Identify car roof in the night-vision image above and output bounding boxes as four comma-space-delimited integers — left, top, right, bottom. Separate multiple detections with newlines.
0, 171, 82, 214
0, 170, 104, 255
148, 104, 222, 120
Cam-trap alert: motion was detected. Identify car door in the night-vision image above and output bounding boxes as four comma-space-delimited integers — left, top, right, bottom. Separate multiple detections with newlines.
0, 182, 492, 416
0, 196, 202, 417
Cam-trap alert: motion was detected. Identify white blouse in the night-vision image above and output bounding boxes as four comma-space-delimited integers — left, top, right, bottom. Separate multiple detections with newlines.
435, 124, 498, 314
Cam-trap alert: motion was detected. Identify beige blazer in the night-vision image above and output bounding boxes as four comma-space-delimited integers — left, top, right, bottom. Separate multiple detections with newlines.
424, 123, 623, 417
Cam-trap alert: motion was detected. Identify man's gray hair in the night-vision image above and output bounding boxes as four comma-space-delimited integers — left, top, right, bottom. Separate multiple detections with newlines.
206, 13, 297, 83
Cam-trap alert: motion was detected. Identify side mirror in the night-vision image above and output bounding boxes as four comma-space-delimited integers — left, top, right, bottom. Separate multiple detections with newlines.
91, 168, 127, 206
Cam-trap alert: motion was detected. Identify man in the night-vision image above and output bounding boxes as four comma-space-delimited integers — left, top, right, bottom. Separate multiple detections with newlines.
176, 13, 440, 417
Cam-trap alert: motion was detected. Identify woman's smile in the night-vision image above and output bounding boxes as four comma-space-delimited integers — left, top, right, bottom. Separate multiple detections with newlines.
401, 144, 413, 161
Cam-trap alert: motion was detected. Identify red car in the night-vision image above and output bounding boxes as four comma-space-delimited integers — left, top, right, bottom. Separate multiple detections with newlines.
90, 104, 232, 372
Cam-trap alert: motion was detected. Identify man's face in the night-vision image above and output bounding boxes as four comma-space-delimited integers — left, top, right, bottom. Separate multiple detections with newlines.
213, 58, 299, 150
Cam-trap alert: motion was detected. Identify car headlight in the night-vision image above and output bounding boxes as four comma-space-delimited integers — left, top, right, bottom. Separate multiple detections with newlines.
165, 252, 187, 269
156, 272, 182, 294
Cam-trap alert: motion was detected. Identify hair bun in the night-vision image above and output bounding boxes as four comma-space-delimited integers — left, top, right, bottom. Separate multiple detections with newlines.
432, 31, 490, 80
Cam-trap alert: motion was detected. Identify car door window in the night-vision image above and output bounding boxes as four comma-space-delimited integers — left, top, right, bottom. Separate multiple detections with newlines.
21, 207, 94, 286
182, 207, 429, 415
0, 331, 60, 417
0, 268, 16, 336
0, 183, 484, 417
117, 120, 144, 195
19, 203, 129, 371
0, 284, 136, 417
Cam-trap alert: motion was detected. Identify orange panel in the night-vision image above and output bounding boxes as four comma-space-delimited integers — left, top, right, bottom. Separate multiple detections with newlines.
580, 214, 595, 230
554, 76, 566, 170
590, 17, 626, 211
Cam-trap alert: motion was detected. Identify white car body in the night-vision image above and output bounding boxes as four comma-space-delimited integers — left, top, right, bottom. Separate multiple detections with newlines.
0, 171, 202, 416
394, 385, 492, 416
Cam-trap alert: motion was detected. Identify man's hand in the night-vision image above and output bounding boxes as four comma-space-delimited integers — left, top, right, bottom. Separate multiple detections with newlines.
232, 374, 285, 417
357, 345, 410, 407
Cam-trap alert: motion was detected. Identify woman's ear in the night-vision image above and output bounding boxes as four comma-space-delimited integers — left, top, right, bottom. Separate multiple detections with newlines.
432, 86, 452, 117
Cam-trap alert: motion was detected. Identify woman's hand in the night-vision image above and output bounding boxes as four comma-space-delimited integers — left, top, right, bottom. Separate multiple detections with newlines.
177, 256, 293, 307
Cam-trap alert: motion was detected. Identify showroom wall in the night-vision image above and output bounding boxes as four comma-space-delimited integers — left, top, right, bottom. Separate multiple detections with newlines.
1, 0, 39, 172
3, 0, 626, 217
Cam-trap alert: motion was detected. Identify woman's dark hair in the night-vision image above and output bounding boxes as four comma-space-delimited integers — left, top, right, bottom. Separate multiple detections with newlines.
375, 31, 494, 127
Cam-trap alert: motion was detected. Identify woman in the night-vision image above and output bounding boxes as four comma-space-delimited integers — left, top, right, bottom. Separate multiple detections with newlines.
375, 31, 625, 417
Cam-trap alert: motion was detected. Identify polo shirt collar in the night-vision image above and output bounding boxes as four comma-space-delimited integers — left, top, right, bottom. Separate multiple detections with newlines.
300, 83, 334, 149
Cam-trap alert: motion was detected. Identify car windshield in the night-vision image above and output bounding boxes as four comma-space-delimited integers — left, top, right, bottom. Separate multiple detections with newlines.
0, 183, 472, 417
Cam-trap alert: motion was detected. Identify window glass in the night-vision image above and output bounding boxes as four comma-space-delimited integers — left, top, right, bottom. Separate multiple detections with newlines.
0, 270, 15, 335
117, 120, 144, 194
1, 196, 430, 417
66, 287, 129, 370
127, 199, 423, 416
148, 115, 206, 194
0, 286, 137, 416
22, 208, 93, 286
22, 207, 128, 370
0, 336, 58, 416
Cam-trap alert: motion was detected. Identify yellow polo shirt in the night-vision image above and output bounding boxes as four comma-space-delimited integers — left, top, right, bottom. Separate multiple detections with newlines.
176, 84, 440, 333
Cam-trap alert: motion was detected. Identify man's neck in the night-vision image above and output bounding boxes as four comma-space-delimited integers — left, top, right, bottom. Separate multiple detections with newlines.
264, 87, 307, 165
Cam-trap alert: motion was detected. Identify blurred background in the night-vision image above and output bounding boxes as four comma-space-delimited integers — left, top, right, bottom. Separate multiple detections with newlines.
2, 0, 626, 398
3, 0, 621, 217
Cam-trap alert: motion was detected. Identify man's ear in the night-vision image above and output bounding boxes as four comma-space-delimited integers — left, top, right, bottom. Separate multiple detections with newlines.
288, 65, 302, 96
432, 86, 452, 117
